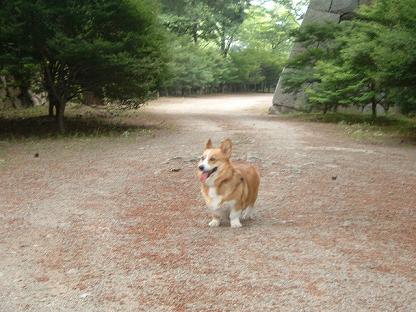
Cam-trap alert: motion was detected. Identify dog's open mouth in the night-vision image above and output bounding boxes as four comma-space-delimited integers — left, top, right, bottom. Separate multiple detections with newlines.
200, 167, 217, 183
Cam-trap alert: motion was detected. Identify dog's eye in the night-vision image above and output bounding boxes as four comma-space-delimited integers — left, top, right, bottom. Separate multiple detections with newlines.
210, 157, 216, 161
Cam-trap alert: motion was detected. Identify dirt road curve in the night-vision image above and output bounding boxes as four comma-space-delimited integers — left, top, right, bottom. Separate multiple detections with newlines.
1, 94, 415, 311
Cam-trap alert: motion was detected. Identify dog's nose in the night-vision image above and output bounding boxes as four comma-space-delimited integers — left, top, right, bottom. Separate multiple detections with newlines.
198, 165, 204, 171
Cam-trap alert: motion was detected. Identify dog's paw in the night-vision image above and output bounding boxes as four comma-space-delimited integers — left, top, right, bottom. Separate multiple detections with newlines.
230, 219, 242, 228
208, 219, 221, 227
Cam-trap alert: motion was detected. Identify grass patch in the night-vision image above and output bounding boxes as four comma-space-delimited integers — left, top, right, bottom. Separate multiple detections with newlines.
278, 112, 416, 144
0, 104, 158, 141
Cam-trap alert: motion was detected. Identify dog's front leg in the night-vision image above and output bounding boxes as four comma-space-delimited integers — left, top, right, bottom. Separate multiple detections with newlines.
207, 191, 223, 227
230, 207, 242, 228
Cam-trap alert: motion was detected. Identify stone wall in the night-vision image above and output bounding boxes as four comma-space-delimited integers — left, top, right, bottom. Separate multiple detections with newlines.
0, 76, 47, 109
0, 76, 24, 109
270, 0, 372, 114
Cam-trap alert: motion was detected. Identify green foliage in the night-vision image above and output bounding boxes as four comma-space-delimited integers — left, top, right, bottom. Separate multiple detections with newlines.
304, 61, 363, 113
283, 0, 416, 117
160, 1, 299, 94
237, 5, 297, 52
161, 37, 225, 94
161, 0, 250, 56
161, 0, 215, 43
0, 0, 166, 131
227, 5, 296, 89
204, 0, 251, 57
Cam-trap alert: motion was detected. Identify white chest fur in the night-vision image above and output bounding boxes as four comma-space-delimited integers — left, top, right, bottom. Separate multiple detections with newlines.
208, 187, 221, 210
207, 187, 236, 213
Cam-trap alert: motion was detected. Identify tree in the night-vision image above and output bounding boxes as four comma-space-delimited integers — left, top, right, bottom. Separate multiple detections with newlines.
304, 61, 365, 113
161, 0, 215, 44
160, 36, 224, 95
284, 20, 384, 117
282, 0, 416, 117
161, 0, 250, 57
0, 0, 38, 108
231, 4, 297, 91
0, 0, 166, 132
358, 0, 416, 114
204, 0, 251, 58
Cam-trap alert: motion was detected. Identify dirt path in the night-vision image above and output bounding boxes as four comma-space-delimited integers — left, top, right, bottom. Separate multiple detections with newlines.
1, 94, 415, 311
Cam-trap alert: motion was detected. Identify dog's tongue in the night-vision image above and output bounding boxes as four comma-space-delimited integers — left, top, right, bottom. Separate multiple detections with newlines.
200, 172, 209, 183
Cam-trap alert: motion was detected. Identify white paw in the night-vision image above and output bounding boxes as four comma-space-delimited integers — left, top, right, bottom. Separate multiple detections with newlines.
230, 219, 242, 228
209, 219, 221, 227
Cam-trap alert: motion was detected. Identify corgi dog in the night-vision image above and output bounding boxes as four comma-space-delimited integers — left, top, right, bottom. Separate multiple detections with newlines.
197, 138, 260, 228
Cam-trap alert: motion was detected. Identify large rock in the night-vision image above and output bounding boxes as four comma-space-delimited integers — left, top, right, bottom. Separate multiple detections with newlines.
310, 0, 332, 11
28, 90, 48, 106
330, 0, 358, 14
302, 8, 340, 25
0, 87, 6, 100
0, 75, 44, 108
271, 68, 306, 113
270, 0, 371, 114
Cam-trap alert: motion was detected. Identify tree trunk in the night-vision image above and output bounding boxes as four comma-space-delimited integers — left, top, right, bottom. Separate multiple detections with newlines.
192, 23, 198, 44
370, 81, 377, 119
371, 100, 377, 119
47, 92, 57, 117
220, 35, 226, 58
55, 101, 66, 133
48, 100, 55, 117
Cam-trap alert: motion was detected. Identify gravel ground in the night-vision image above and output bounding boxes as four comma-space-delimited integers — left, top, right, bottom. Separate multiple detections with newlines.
1, 94, 415, 311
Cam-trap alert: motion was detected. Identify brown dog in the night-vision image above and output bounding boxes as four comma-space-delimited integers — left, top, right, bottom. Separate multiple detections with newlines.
197, 138, 260, 228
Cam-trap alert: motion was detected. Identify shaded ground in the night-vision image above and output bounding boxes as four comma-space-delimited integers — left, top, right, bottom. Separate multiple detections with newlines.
1, 94, 415, 311
0, 105, 159, 140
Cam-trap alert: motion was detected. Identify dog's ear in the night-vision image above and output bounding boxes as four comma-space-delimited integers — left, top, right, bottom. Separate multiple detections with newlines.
220, 139, 232, 158
205, 138, 213, 149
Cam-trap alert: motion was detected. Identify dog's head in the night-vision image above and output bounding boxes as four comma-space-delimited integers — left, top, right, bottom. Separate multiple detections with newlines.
197, 138, 232, 184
